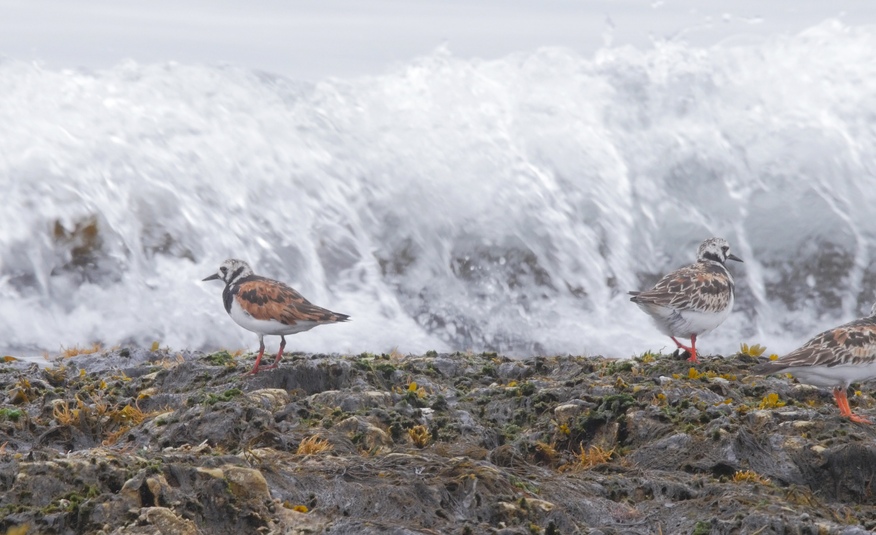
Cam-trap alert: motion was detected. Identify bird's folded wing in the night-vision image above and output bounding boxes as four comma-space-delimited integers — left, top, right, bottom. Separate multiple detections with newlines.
236, 278, 346, 325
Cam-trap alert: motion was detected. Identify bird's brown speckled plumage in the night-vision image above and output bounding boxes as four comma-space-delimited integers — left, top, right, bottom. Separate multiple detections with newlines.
629, 237, 742, 363
233, 276, 349, 326
757, 319, 876, 371
630, 261, 734, 314
754, 304, 876, 424
203, 259, 349, 375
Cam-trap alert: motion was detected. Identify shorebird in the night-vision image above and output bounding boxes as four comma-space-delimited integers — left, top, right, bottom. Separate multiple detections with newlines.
754, 303, 876, 424
203, 259, 349, 375
629, 237, 742, 363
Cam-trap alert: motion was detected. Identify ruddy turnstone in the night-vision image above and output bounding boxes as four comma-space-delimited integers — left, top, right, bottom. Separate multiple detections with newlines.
629, 237, 742, 363
754, 303, 876, 424
203, 259, 350, 375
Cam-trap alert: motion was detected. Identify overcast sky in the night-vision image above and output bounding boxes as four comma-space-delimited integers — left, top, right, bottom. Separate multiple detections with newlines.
1, 1, 874, 79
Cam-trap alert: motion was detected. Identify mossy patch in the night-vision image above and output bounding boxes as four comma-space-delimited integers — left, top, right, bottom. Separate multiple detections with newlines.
0, 407, 23, 421
596, 393, 637, 418
204, 350, 236, 366
205, 388, 243, 405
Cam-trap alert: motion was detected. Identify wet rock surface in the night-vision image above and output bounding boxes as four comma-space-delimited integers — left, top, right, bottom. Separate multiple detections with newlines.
2, 348, 876, 534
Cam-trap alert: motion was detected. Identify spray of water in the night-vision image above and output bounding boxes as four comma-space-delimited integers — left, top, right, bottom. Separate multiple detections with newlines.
2, 21, 876, 358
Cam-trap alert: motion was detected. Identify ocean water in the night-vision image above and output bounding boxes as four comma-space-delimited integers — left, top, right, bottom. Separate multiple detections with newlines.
3, 20, 876, 359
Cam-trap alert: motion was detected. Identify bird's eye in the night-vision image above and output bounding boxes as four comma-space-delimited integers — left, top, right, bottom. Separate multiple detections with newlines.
722, 246, 729, 253
220, 267, 227, 273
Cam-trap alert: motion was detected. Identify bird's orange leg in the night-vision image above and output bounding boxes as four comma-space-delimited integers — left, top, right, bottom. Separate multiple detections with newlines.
833, 387, 872, 424
244, 336, 267, 376
261, 335, 286, 370
670, 335, 698, 363
688, 334, 699, 363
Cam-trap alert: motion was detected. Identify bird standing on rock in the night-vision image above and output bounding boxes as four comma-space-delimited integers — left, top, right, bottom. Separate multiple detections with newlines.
203, 259, 349, 375
754, 303, 876, 424
629, 237, 743, 363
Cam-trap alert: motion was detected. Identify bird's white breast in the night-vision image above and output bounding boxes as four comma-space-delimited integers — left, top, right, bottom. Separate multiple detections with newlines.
636, 292, 733, 339
673, 300, 734, 338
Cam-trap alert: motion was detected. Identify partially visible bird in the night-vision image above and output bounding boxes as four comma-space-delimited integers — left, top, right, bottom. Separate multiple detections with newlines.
753, 303, 876, 424
202, 259, 349, 375
629, 237, 743, 363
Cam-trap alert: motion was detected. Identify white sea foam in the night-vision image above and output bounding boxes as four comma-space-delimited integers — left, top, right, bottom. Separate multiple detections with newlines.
2, 20, 876, 359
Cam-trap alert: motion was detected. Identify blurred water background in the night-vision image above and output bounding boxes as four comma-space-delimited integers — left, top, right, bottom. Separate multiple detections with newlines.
2, 15, 876, 359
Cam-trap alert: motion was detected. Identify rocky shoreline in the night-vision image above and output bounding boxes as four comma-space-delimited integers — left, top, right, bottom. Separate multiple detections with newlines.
2, 347, 876, 534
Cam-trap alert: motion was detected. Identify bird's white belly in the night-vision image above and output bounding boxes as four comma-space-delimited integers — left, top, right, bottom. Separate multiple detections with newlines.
229, 299, 319, 336
637, 302, 732, 338
673, 306, 732, 338
787, 362, 876, 389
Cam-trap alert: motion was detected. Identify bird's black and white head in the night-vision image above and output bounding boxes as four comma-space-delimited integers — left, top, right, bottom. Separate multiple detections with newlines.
202, 258, 254, 286
696, 238, 743, 265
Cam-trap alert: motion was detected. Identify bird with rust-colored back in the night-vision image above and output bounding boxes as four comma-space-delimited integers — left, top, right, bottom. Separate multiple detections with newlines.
203, 259, 349, 375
